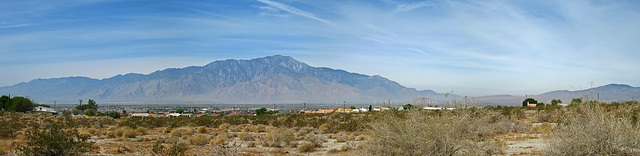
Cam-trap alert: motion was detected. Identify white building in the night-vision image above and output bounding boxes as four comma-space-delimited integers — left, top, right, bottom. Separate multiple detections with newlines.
33, 106, 56, 115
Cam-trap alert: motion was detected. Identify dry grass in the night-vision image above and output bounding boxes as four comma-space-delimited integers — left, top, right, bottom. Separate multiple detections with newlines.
363, 110, 502, 155
546, 103, 640, 155
189, 134, 210, 146
263, 127, 295, 147
297, 141, 315, 152
170, 127, 193, 137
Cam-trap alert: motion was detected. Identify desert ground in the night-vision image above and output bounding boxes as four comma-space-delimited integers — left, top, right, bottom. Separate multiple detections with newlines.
2, 101, 640, 155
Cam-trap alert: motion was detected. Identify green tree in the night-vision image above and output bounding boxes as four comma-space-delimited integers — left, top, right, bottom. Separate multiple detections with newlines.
0, 95, 10, 110
84, 109, 96, 116
403, 104, 415, 110
256, 107, 277, 115
62, 110, 72, 117
87, 99, 97, 110
551, 99, 562, 105
9, 96, 36, 112
108, 112, 121, 119
571, 98, 582, 105
256, 108, 268, 115
522, 98, 537, 107
176, 109, 184, 114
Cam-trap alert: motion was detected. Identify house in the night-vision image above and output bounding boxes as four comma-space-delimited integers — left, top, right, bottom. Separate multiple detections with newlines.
317, 109, 335, 113
352, 108, 368, 112
208, 114, 221, 117
194, 114, 205, 117
227, 111, 250, 116
336, 108, 352, 113
131, 113, 150, 118
33, 106, 56, 115
180, 113, 193, 117
168, 113, 181, 117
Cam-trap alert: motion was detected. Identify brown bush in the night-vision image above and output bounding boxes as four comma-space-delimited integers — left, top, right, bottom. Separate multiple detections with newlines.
362, 110, 499, 155
546, 103, 640, 155
297, 141, 315, 152
189, 134, 211, 146
239, 132, 255, 141
196, 126, 207, 133
170, 127, 193, 137
263, 127, 295, 147
210, 134, 228, 145
121, 127, 138, 138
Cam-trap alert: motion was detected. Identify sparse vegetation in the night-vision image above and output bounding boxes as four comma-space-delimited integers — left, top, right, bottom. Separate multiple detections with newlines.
3, 99, 640, 155
16, 120, 93, 155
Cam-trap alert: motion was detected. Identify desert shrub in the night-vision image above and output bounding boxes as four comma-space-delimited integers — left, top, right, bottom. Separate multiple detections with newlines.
335, 132, 349, 143
239, 132, 255, 141
163, 127, 171, 133
196, 126, 207, 133
121, 127, 138, 138
304, 133, 327, 147
170, 127, 193, 137
363, 109, 498, 155
0, 116, 23, 138
263, 127, 295, 147
210, 134, 228, 145
152, 142, 189, 156
189, 134, 211, 146
16, 121, 93, 155
218, 123, 231, 130
546, 103, 640, 155
297, 141, 315, 152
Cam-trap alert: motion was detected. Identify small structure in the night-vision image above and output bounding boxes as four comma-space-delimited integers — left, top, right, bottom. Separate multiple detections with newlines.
208, 114, 221, 117
180, 113, 193, 117
168, 113, 181, 117
131, 113, 150, 118
33, 106, 56, 115
352, 108, 369, 113
336, 108, 352, 113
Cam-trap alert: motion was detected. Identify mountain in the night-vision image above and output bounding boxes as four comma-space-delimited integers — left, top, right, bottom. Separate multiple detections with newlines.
0, 55, 440, 104
475, 84, 640, 106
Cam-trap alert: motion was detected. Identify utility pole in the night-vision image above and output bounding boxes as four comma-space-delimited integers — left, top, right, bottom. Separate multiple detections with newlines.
303, 103, 306, 111
343, 101, 346, 111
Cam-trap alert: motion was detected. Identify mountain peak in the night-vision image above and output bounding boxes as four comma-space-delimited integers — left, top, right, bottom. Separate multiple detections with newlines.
254, 55, 309, 72
601, 83, 632, 88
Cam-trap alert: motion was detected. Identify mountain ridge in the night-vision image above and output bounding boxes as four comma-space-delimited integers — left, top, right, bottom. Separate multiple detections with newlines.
475, 83, 640, 105
0, 55, 440, 104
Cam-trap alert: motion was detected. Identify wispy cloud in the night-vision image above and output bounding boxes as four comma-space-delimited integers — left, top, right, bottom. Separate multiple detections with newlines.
394, 1, 433, 13
256, 0, 334, 26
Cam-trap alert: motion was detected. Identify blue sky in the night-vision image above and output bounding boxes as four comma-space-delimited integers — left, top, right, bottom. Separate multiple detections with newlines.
1, 0, 639, 96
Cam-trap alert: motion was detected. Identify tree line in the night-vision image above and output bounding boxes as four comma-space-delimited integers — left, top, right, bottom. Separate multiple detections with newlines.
0, 95, 39, 112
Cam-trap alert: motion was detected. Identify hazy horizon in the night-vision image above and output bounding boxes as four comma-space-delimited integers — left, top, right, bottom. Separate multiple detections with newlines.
2, 0, 640, 96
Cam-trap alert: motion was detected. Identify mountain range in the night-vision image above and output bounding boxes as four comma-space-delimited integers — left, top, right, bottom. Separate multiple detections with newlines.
1, 55, 638, 106
475, 84, 640, 105
0, 55, 447, 104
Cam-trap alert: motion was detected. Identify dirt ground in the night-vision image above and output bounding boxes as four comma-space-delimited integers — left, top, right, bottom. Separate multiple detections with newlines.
2, 124, 553, 156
